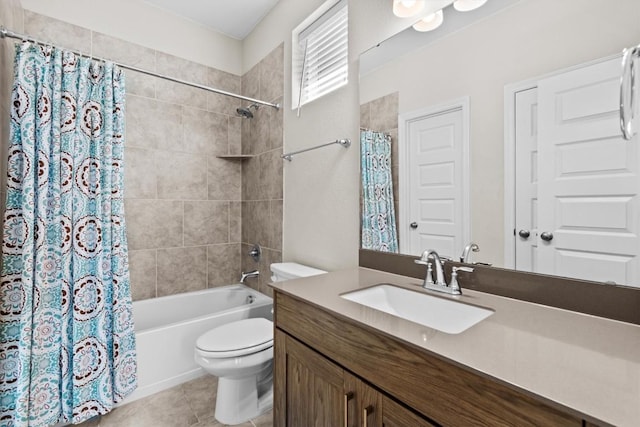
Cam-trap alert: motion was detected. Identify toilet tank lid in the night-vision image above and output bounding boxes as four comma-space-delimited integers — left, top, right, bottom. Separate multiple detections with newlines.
270, 262, 327, 278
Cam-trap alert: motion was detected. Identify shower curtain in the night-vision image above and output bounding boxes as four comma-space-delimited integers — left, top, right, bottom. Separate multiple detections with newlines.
360, 130, 399, 253
0, 42, 137, 426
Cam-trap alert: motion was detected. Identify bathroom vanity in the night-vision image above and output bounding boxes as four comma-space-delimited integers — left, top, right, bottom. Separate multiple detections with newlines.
270, 268, 640, 426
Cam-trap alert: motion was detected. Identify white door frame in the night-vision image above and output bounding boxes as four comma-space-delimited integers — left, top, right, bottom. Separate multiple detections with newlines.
398, 97, 471, 255
503, 53, 621, 268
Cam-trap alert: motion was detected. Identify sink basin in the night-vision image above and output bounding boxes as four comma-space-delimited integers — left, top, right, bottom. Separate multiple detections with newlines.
341, 284, 494, 334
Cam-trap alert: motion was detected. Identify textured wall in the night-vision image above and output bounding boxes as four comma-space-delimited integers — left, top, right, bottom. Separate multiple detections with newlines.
239, 44, 285, 297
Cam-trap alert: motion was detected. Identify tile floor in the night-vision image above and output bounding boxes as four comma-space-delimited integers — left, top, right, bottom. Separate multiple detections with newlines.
79, 375, 273, 427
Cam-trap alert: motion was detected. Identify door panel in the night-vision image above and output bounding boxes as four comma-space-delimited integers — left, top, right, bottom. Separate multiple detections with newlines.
537, 57, 640, 284
514, 88, 539, 271
408, 108, 466, 258
344, 372, 382, 427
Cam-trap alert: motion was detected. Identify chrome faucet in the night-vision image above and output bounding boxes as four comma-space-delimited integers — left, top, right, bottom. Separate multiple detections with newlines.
414, 249, 473, 295
240, 270, 259, 284
415, 249, 446, 286
460, 242, 479, 263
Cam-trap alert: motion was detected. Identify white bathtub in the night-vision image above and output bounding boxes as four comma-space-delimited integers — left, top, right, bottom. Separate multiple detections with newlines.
120, 284, 273, 405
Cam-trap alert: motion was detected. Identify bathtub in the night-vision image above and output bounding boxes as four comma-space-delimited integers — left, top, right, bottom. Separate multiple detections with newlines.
120, 284, 273, 405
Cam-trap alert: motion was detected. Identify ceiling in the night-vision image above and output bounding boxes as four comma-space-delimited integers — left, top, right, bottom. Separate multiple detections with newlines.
142, 0, 281, 40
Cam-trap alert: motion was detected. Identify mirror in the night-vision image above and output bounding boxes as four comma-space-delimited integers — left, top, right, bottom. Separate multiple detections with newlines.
359, 0, 640, 287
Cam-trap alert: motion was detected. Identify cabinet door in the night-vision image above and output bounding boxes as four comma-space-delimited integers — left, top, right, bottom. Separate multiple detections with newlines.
382, 395, 437, 427
275, 329, 346, 427
344, 372, 381, 427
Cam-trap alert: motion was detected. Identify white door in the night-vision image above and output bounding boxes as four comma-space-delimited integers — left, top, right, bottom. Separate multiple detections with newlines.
401, 103, 469, 258
514, 88, 539, 272
536, 57, 640, 284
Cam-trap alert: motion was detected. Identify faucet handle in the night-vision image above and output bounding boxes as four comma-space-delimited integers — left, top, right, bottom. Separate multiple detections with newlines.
448, 266, 474, 294
414, 259, 435, 286
425, 262, 435, 285
449, 267, 462, 294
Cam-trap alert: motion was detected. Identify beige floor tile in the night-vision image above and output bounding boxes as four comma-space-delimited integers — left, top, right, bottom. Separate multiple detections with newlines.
100, 385, 197, 427
75, 376, 272, 426
251, 411, 274, 427
190, 415, 253, 427
76, 415, 101, 426
182, 375, 218, 421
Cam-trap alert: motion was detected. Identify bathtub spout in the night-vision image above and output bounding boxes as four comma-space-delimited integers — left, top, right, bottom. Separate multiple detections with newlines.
240, 270, 260, 284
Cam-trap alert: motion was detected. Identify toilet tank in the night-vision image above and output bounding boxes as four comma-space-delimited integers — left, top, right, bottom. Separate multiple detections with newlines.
270, 262, 327, 282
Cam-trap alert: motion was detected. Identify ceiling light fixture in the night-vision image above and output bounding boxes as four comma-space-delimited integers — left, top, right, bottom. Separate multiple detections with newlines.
412, 9, 444, 32
393, 0, 425, 18
453, 0, 488, 12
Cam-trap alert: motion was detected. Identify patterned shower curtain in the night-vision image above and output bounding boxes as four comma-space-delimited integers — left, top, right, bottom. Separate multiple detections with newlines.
361, 130, 399, 253
0, 42, 137, 426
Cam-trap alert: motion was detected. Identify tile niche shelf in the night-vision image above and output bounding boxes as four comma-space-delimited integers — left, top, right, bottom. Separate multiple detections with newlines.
215, 155, 255, 160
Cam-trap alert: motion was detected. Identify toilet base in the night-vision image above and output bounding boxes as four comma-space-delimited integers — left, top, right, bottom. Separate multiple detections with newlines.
214, 373, 273, 425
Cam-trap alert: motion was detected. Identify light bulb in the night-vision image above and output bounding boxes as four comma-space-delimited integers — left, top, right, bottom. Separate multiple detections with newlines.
412, 9, 444, 32
393, 0, 425, 18
453, 0, 488, 12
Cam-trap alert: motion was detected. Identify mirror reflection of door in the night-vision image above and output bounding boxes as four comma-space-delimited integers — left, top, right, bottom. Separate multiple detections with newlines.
399, 99, 470, 258
513, 56, 640, 284
514, 87, 539, 272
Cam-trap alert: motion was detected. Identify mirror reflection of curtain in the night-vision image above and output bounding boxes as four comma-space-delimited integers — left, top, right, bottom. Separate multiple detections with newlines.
360, 130, 398, 253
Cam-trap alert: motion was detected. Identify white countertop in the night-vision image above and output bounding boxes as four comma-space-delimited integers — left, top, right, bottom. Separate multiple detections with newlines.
270, 267, 640, 427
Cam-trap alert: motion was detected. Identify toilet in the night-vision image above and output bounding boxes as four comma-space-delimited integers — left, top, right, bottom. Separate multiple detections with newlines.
194, 262, 326, 425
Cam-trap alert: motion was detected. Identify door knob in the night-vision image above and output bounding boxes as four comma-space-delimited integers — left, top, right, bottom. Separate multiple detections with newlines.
410, 222, 418, 229
540, 231, 554, 242
518, 229, 530, 239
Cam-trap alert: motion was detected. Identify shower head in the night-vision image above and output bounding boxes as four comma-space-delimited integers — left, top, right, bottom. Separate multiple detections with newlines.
236, 103, 259, 119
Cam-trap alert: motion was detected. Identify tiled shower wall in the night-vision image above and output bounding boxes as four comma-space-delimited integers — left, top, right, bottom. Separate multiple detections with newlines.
360, 92, 400, 233
0, 10, 284, 301
240, 44, 284, 298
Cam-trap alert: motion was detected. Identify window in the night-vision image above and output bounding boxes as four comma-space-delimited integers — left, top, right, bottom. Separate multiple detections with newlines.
292, 0, 348, 109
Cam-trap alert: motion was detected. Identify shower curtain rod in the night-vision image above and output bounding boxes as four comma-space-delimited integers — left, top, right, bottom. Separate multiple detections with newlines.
0, 27, 280, 110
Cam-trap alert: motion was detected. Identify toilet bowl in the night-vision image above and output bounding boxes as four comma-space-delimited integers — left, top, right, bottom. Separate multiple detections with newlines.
194, 262, 327, 425
194, 317, 273, 425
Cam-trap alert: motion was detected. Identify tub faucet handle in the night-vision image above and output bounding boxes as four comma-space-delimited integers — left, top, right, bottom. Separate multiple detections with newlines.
248, 244, 262, 262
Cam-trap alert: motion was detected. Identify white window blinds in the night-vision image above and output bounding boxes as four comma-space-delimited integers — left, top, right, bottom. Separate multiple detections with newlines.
293, 0, 348, 108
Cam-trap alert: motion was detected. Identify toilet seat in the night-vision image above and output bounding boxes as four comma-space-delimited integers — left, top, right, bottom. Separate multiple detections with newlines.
196, 318, 273, 358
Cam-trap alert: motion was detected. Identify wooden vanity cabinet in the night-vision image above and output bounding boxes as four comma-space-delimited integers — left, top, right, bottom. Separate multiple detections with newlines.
345, 371, 438, 427
274, 290, 589, 427
381, 396, 438, 427
275, 328, 436, 427
275, 329, 343, 426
